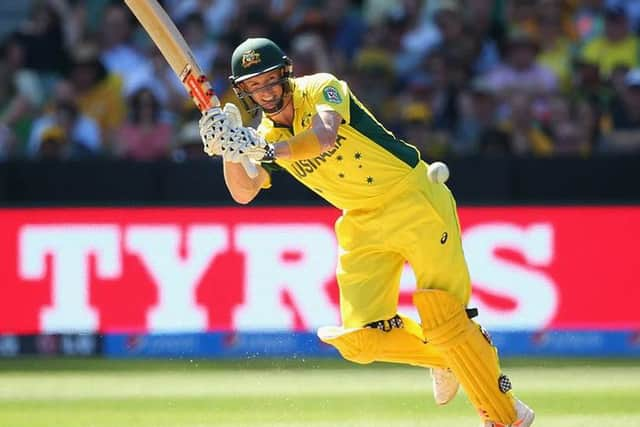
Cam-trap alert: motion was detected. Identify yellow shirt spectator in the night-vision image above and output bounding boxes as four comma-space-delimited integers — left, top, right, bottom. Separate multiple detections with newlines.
581, 35, 640, 77
76, 73, 126, 143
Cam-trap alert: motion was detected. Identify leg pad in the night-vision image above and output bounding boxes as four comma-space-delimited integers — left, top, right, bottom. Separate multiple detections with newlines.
318, 315, 446, 368
413, 289, 516, 423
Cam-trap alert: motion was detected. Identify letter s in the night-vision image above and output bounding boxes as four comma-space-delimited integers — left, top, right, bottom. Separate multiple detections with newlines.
463, 223, 559, 331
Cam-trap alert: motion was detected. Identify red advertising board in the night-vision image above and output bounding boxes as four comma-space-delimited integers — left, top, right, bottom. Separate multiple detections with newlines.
0, 206, 638, 334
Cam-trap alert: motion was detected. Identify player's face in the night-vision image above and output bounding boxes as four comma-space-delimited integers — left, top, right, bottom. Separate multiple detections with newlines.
241, 69, 285, 113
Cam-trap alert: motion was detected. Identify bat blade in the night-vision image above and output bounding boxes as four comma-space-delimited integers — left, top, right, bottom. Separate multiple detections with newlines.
124, 0, 258, 178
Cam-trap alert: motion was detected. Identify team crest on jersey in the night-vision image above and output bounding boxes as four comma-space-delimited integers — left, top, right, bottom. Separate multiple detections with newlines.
241, 50, 261, 68
323, 86, 342, 104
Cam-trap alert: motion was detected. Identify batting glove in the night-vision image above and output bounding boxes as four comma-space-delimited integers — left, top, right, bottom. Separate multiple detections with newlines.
222, 126, 275, 164
199, 103, 243, 156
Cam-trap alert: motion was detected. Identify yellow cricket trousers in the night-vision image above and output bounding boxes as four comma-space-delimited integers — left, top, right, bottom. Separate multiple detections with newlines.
335, 161, 471, 328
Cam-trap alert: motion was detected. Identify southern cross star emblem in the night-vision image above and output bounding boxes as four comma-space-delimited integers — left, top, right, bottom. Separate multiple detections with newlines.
241, 50, 261, 68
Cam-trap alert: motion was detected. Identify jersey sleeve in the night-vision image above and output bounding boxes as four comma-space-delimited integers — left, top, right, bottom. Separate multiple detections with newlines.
309, 73, 350, 124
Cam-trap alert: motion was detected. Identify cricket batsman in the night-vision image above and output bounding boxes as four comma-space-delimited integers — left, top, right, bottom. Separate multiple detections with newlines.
198, 37, 535, 427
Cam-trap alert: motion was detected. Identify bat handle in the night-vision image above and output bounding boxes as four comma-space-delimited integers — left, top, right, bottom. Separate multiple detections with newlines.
241, 157, 259, 178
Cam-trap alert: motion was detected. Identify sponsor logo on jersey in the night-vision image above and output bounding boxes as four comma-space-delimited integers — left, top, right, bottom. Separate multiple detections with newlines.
323, 86, 342, 104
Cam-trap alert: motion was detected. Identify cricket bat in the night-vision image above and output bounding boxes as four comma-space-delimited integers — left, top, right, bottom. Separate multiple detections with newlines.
124, 0, 258, 178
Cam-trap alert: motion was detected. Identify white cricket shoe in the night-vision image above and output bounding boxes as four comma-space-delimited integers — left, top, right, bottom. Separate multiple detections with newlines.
483, 398, 535, 427
431, 367, 459, 405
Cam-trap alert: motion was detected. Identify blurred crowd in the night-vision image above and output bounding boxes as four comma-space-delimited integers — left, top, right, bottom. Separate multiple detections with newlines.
2, 0, 640, 162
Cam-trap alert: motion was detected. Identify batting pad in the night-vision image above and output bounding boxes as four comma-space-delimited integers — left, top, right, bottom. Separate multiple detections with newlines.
318, 315, 447, 368
413, 290, 516, 423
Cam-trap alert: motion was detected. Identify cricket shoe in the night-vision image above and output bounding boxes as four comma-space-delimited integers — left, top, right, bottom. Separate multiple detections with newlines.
431, 367, 459, 405
483, 398, 535, 427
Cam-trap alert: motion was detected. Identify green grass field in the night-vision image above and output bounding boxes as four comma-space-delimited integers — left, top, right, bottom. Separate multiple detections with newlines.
0, 358, 639, 427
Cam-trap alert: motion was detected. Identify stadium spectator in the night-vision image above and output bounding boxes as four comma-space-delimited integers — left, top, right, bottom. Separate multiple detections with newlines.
324, 0, 365, 64
165, 0, 237, 38
0, 32, 44, 151
123, 44, 180, 114
580, 5, 640, 78
289, 32, 332, 76
571, 58, 614, 144
431, 0, 500, 77
501, 92, 553, 156
44, 0, 87, 51
231, 8, 288, 52
14, 0, 70, 75
602, 68, 640, 151
484, 30, 558, 98
67, 42, 126, 150
350, 31, 396, 123
395, 0, 441, 76
27, 79, 101, 158
33, 125, 70, 160
431, 1, 470, 63
98, 2, 149, 90
464, 0, 502, 75
399, 100, 450, 160
537, 4, 574, 91
455, 78, 507, 155
115, 87, 173, 161
543, 96, 594, 155
422, 49, 463, 134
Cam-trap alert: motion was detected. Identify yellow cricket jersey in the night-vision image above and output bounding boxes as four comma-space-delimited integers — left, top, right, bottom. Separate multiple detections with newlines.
258, 73, 421, 210
580, 36, 640, 77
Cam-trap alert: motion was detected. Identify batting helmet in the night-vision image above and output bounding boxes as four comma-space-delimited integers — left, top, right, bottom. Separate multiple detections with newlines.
229, 38, 293, 116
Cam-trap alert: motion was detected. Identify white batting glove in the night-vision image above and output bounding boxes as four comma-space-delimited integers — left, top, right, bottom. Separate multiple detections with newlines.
222, 103, 242, 128
222, 126, 274, 164
199, 103, 243, 156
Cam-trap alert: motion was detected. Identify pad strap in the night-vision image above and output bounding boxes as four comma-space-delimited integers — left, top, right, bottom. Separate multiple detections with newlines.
365, 309, 477, 334
365, 315, 404, 332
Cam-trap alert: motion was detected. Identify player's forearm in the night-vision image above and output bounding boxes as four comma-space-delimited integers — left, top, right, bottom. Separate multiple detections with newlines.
273, 117, 338, 160
270, 128, 322, 160
223, 161, 266, 204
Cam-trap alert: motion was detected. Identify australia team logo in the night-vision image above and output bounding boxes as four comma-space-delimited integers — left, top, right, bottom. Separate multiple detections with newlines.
241, 50, 261, 68
323, 86, 342, 104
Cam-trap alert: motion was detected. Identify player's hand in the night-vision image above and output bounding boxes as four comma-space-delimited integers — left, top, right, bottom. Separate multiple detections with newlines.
222, 127, 274, 164
199, 103, 242, 156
